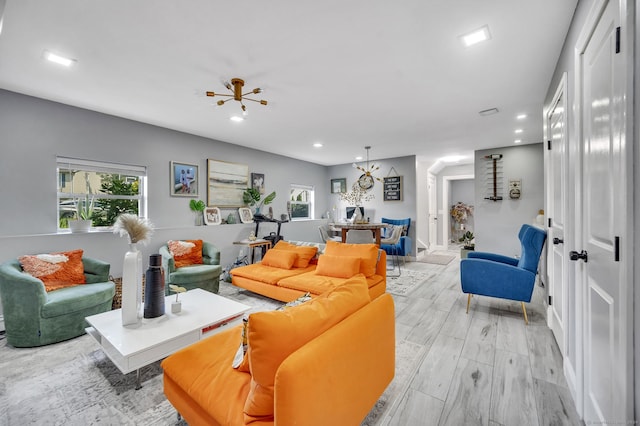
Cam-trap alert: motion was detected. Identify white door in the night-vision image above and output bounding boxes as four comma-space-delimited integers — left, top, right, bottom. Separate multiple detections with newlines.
427, 173, 437, 250
546, 74, 568, 356
577, 0, 631, 421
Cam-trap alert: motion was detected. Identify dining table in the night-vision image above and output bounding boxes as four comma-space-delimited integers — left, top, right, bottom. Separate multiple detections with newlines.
331, 222, 388, 246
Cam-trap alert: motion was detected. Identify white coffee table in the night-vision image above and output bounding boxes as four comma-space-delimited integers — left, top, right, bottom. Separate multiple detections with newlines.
85, 288, 250, 389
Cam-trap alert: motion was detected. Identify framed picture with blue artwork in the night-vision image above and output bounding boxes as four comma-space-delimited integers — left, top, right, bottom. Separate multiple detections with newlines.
170, 161, 198, 197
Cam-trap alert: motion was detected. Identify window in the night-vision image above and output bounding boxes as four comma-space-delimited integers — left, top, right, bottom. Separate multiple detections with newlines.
289, 184, 314, 220
57, 157, 147, 230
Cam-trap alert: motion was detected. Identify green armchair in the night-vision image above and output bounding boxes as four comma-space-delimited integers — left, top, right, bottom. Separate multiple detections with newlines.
159, 241, 222, 294
0, 257, 115, 348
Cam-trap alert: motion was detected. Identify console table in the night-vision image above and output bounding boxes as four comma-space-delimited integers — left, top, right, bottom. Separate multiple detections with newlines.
233, 239, 272, 263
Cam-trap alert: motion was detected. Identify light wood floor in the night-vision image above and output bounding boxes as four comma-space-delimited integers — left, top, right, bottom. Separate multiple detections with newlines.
378, 250, 582, 426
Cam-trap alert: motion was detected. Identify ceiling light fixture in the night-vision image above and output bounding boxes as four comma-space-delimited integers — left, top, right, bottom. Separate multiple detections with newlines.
44, 50, 76, 67
352, 146, 383, 189
515, 129, 523, 134
460, 25, 491, 47
230, 116, 244, 122
206, 78, 267, 115
514, 139, 522, 144
313, 143, 323, 148
517, 114, 527, 120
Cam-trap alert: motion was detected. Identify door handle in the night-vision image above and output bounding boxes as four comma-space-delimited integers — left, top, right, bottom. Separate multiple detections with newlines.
553, 237, 564, 245
569, 250, 588, 263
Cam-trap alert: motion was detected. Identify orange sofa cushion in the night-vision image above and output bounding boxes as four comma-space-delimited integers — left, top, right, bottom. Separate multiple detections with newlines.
243, 275, 370, 423
168, 239, 203, 268
161, 326, 252, 425
232, 263, 316, 285
18, 249, 86, 292
273, 241, 318, 268
324, 240, 379, 277
260, 249, 297, 269
315, 254, 361, 278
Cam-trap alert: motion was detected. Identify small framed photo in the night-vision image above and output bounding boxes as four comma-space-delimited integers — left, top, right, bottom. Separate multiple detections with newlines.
251, 173, 265, 195
204, 207, 222, 225
238, 207, 253, 224
331, 178, 347, 194
170, 161, 198, 197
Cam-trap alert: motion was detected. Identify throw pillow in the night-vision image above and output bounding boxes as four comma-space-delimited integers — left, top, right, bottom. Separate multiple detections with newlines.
243, 275, 370, 422
232, 317, 250, 372
315, 254, 361, 278
272, 241, 318, 268
324, 240, 379, 277
19, 249, 86, 292
260, 249, 297, 269
168, 240, 203, 268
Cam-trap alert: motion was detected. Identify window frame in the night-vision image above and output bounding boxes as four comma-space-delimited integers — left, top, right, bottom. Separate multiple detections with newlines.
56, 156, 148, 232
289, 183, 314, 221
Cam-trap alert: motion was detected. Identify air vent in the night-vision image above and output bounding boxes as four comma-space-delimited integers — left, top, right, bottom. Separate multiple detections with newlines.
479, 108, 499, 116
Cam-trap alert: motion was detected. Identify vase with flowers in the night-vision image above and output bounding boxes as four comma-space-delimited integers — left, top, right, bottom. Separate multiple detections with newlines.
339, 183, 374, 223
113, 214, 154, 325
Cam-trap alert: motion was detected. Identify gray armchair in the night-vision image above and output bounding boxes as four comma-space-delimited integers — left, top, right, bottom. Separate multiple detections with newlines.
0, 257, 115, 348
159, 241, 222, 294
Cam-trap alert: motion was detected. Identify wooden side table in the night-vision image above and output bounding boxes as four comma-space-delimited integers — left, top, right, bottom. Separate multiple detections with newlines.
233, 239, 272, 263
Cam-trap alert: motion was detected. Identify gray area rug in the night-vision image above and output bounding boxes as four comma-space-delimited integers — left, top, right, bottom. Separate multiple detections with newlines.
0, 281, 421, 425
386, 269, 433, 296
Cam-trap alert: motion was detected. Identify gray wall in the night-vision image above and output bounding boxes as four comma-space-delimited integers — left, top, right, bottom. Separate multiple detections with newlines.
0, 89, 330, 272
474, 143, 544, 256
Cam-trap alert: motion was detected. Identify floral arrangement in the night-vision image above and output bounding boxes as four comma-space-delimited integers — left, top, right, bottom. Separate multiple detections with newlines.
169, 284, 187, 302
339, 182, 374, 206
113, 213, 154, 245
450, 202, 473, 224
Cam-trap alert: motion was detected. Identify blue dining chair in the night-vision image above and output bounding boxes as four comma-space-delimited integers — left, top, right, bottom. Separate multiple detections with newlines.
460, 224, 547, 324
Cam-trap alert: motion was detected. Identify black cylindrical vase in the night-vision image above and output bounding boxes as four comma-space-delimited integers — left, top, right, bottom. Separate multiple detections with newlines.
144, 254, 165, 318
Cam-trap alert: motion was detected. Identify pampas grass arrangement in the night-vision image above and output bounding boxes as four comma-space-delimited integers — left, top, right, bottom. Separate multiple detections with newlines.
113, 213, 154, 245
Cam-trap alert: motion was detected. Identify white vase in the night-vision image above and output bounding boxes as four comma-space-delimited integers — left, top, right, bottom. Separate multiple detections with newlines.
122, 243, 142, 326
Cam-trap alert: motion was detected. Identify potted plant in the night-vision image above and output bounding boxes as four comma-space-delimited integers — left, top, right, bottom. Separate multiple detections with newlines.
243, 188, 276, 214
459, 231, 475, 259
169, 284, 187, 313
189, 199, 206, 226
69, 195, 94, 233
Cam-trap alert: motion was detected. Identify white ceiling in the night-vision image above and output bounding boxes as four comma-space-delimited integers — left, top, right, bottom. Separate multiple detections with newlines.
0, 0, 577, 167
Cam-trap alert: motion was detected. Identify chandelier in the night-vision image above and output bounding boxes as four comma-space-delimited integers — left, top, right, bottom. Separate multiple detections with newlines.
352, 146, 382, 190
205, 78, 268, 115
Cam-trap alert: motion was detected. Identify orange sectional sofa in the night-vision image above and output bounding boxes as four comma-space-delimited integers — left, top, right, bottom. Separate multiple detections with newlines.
231, 240, 387, 302
162, 275, 395, 425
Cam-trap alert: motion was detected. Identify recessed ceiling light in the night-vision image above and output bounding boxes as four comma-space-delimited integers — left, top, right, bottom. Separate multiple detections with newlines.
355, 156, 364, 161
517, 114, 527, 120
514, 139, 522, 144
230, 116, 244, 122
313, 143, 323, 148
515, 129, 523, 134
460, 25, 491, 47
44, 50, 76, 67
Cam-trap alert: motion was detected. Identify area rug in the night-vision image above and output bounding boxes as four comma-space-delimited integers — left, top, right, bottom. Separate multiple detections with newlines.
386, 269, 433, 296
0, 282, 416, 425
419, 253, 456, 265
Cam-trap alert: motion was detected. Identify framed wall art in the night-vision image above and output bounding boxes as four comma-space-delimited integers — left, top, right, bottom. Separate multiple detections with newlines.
331, 178, 347, 194
251, 173, 265, 195
238, 207, 253, 224
207, 159, 249, 207
383, 176, 403, 201
204, 207, 222, 225
170, 161, 198, 197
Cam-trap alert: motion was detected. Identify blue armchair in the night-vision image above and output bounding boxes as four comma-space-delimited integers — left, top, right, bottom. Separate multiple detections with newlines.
380, 218, 412, 261
460, 224, 547, 323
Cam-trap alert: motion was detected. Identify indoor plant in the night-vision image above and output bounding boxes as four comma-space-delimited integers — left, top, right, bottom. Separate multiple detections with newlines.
189, 199, 206, 226
459, 231, 475, 258
243, 188, 276, 214
69, 195, 95, 233
169, 284, 187, 313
